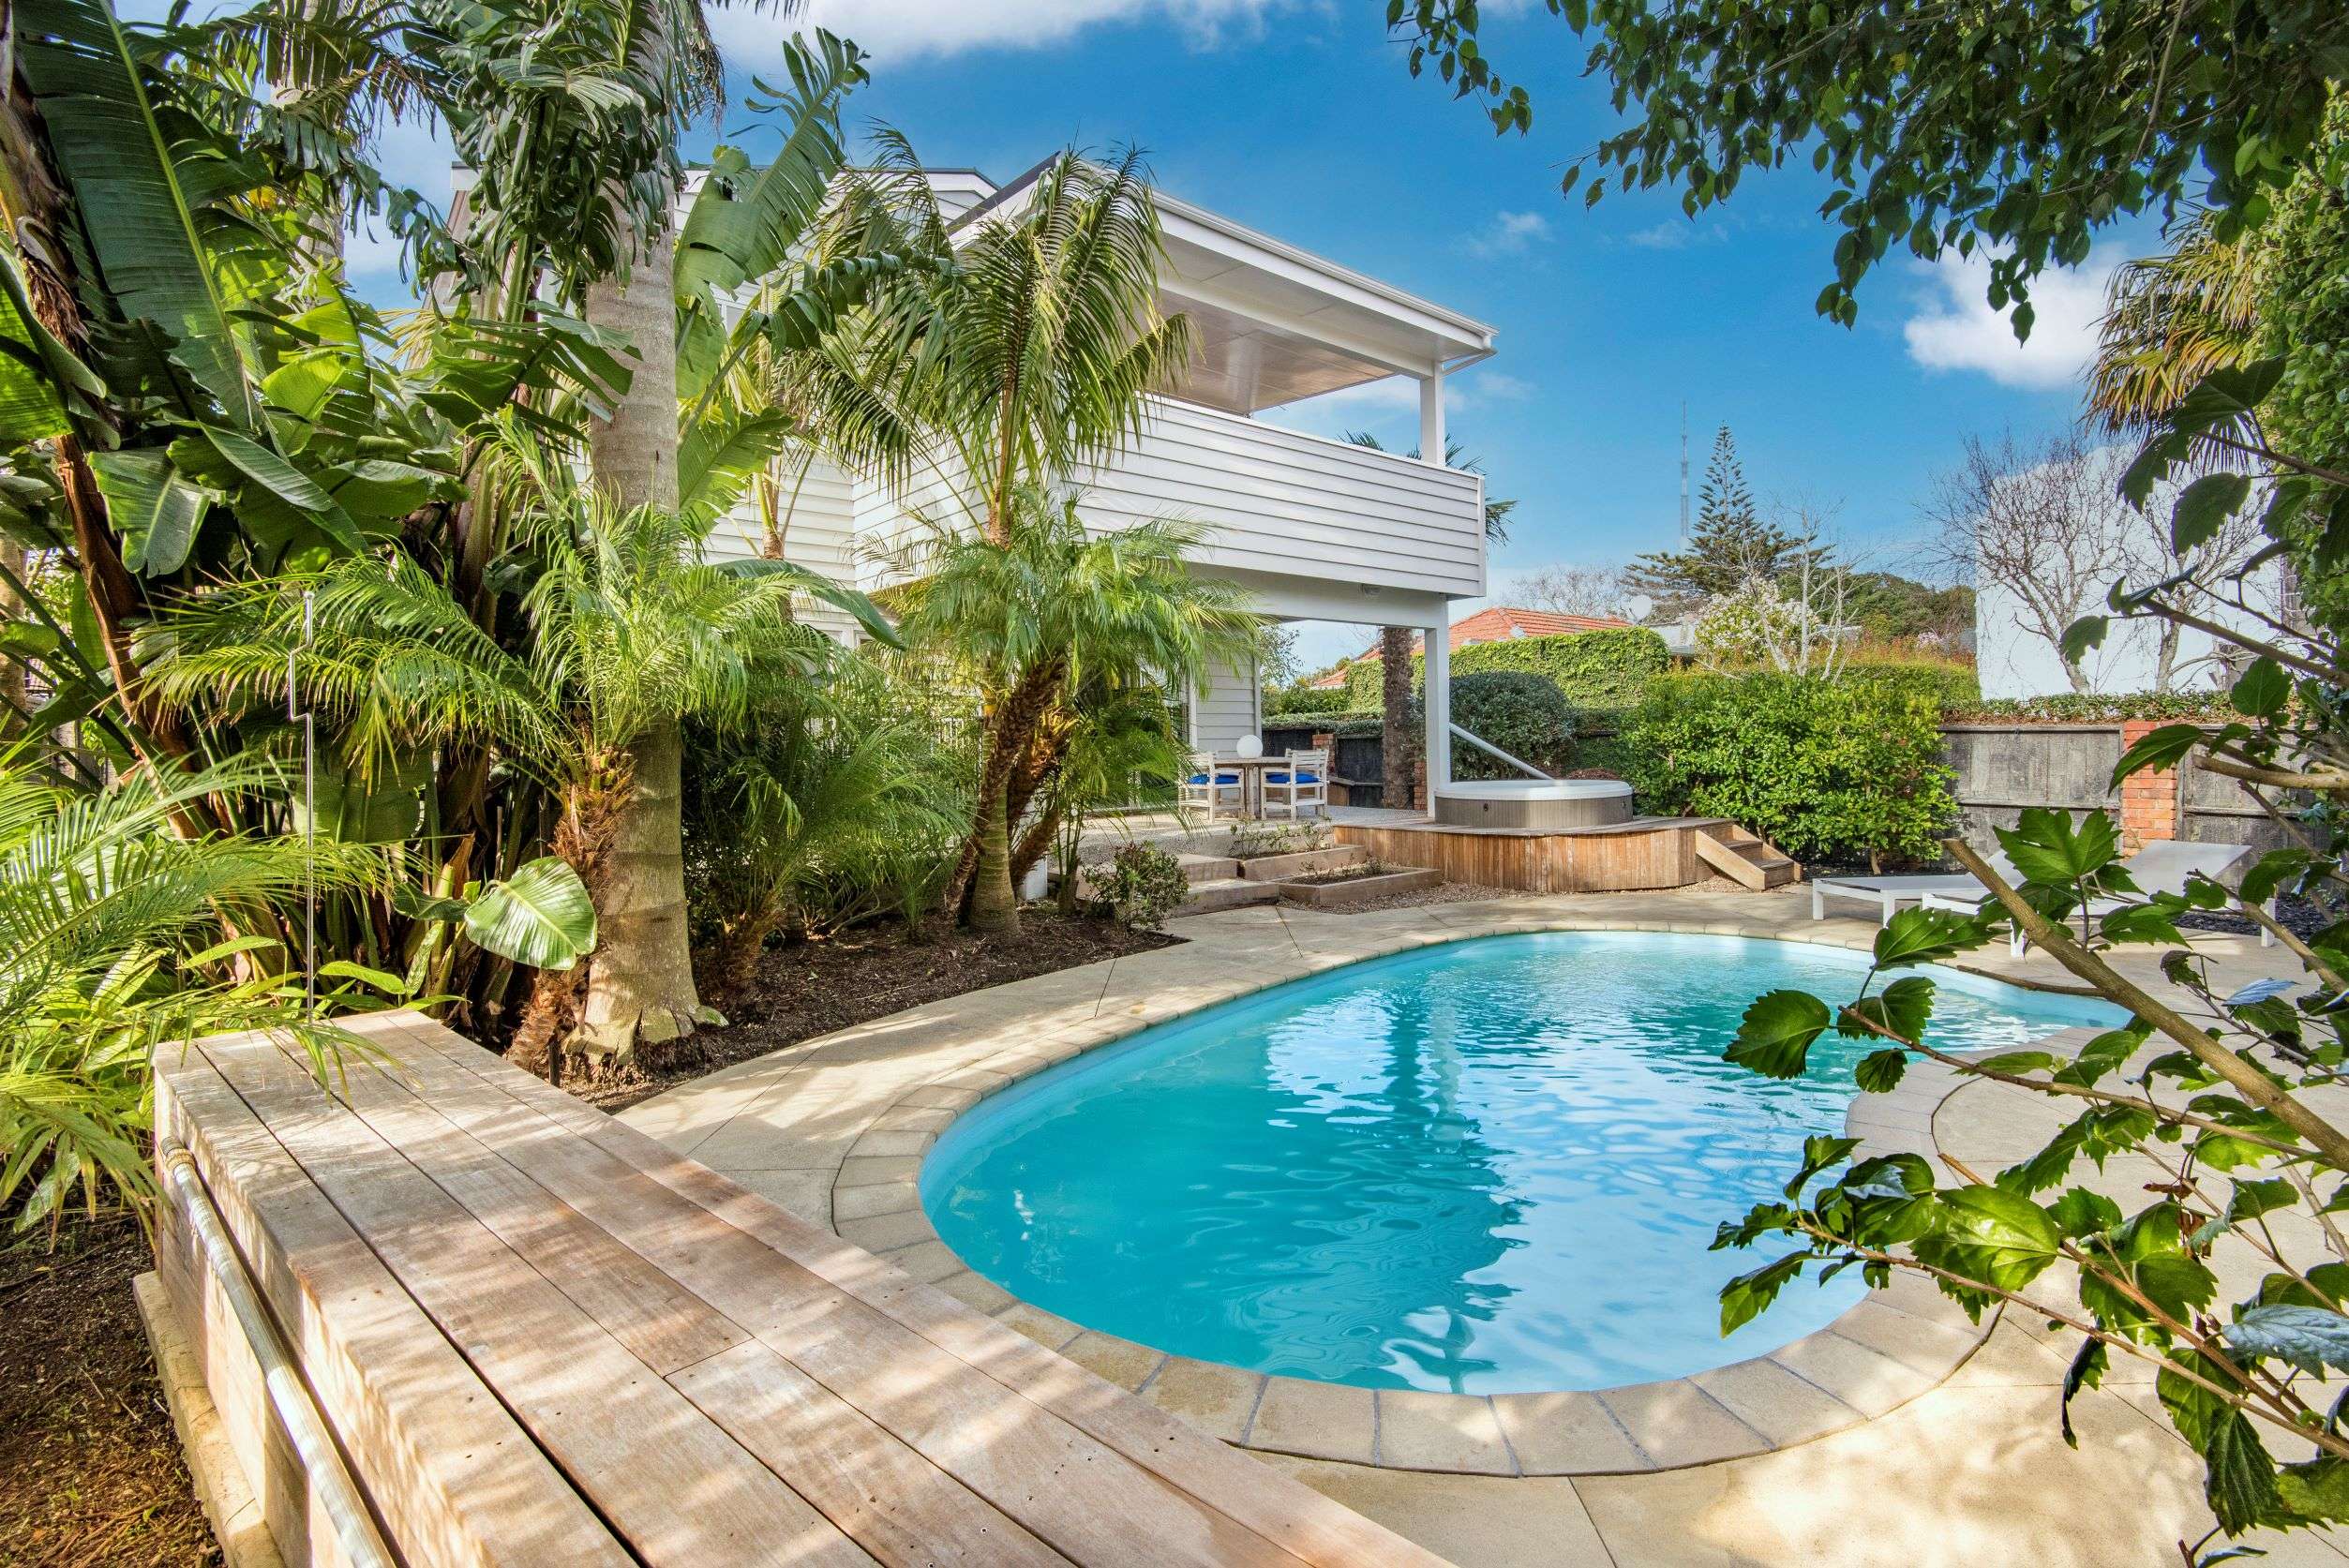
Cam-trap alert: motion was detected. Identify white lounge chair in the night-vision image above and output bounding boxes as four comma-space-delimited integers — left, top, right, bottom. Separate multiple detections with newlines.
1261, 747, 1329, 821
1179, 751, 1242, 822
1810, 848, 2021, 926
1918, 837, 2271, 955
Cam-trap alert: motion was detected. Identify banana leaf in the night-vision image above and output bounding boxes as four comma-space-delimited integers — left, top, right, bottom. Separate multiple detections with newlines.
461, 857, 597, 971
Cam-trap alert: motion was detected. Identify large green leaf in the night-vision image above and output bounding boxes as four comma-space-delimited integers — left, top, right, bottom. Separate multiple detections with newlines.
674, 33, 869, 314
1727, 988, 1831, 1078
2224, 1305, 2349, 1380
13, 0, 262, 429
88, 448, 212, 575
0, 252, 105, 442
1916, 1184, 2062, 1292
461, 857, 597, 971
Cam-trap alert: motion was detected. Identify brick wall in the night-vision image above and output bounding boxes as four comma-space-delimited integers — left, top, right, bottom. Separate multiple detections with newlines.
2117, 719, 2181, 849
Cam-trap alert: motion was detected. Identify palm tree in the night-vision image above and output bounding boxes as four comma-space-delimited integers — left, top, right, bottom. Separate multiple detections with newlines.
860, 146, 1197, 548
840, 147, 1208, 929
683, 659, 957, 997
159, 428, 888, 1072
890, 489, 1257, 936
0, 755, 376, 1232
2087, 213, 2266, 451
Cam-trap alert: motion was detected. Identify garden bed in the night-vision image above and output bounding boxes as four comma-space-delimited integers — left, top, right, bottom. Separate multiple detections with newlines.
0, 1210, 217, 1566
576, 910, 1177, 1113
1278, 866, 1444, 909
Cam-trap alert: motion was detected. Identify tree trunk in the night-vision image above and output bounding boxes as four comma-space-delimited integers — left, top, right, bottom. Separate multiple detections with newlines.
715, 903, 782, 1001
968, 774, 1019, 937
942, 660, 1064, 921
1380, 625, 1415, 808
578, 722, 703, 1065
585, 215, 681, 514
576, 213, 696, 1063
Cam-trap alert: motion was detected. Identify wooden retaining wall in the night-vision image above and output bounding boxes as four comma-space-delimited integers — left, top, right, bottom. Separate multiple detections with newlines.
149, 1012, 1444, 1567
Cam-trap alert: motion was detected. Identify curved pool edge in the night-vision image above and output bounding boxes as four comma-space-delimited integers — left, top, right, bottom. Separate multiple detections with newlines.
841, 917, 2057, 1478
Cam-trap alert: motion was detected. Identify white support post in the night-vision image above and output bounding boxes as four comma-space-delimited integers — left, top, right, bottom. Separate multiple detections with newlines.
1424, 616, 1450, 797
1418, 372, 1446, 467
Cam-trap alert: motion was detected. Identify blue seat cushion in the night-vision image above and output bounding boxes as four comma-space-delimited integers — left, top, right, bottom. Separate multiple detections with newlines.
1264, 769, 1320, 784
1187, 772, 1242, 785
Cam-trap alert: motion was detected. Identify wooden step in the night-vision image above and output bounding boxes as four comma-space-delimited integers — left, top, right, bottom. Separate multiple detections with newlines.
1692, 825, 1801, 889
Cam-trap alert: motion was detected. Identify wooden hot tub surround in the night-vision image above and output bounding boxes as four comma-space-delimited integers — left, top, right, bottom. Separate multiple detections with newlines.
1334, 815, 1799, 894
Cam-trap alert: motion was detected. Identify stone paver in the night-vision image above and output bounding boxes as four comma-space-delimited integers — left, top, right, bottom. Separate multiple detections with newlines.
620, 885, 2306, 1567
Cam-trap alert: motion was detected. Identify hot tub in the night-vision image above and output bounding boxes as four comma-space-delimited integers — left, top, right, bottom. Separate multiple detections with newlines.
1433, 778, 1633, 830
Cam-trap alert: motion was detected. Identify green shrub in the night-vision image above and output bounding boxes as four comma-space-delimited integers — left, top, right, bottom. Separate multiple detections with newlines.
1095, 843, 1190, 929
1425, 669, 1578, 780
1622, 671, 1955, 868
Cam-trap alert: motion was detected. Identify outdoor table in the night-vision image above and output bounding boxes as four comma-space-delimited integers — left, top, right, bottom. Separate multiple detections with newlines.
1211, 754, 1289, 818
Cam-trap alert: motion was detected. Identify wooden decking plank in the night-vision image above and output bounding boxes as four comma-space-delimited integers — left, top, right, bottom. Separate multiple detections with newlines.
376, 1016, 1437, 1567
195, 1030, 877, 1568
669, 1342, 1076, 1568
364, 1018, 1293, 1568
257, 1034, 747, 1378
274, 1026, 1070, 1568
154, 1049, 628, 1568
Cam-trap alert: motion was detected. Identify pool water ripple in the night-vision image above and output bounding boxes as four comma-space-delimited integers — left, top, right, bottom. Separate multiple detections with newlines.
921, 932, 2121, 1395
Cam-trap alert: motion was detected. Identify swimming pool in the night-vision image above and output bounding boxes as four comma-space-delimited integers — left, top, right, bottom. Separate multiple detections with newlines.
920, 932, 2123, 1396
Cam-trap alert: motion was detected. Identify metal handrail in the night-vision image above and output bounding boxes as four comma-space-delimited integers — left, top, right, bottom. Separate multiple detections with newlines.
159, 1142, 396, 1568
1447, 722, 1548, 781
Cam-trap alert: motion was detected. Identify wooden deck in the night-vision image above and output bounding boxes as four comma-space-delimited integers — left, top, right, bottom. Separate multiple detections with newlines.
150, 1010, 1444, 1567
1334, 815, 1798, 894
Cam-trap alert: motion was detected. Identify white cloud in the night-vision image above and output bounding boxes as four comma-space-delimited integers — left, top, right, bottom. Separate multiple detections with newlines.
1621, 219, 1726, 251
1465, 369, 1534, 401
1462, 209, 1551, 258
784, 0, 1294, 62
1902, 248, 2121, 391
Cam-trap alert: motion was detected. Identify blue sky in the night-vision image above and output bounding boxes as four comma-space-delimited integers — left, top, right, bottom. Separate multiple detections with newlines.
335, 0, 2154, 667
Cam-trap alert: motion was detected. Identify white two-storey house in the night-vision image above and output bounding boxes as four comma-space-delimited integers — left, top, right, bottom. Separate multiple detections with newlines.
701, 162, 1499, 787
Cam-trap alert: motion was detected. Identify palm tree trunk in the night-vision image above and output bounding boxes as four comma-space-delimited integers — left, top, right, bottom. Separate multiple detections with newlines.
578, 720, 702, 1065
585, 216, 681, 513
968, 773, 1018, 936
1380, 625, 1415, 808
576, 213, 699, 1063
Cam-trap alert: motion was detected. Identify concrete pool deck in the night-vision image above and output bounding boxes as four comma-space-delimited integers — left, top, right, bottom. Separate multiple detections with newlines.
621, 887, 2345, 1566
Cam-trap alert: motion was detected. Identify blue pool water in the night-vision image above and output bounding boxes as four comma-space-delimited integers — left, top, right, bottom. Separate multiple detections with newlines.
922, 932, 2124, 1395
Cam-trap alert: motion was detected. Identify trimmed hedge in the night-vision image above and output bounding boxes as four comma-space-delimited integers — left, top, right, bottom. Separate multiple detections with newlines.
1342, 625, 1673, 710
1944, 690, 2237, 724
1622, 670, 1956, 869
1839, 659, 1981, 709
1264, 683, 1361, 717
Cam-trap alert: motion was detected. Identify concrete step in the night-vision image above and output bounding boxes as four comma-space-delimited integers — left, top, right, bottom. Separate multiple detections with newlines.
1170, 877, 1283, 917
1234, 845, 1369, 881
1174, 853, 1241, 884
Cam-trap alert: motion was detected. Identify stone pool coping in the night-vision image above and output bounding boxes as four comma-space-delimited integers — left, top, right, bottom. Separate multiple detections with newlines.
806, 911, 2099, 1478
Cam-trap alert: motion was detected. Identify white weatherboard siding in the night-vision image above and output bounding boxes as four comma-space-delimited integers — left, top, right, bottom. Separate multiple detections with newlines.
1189, 652, 1262, 754
701, 455, 861, 637
1074, 399, 1486, 599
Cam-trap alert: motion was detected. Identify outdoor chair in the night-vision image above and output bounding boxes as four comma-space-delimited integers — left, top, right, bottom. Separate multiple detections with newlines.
1179, 750, 1243, 821
1918, 838, 2270, 956
1261, 747, 1329, 821
1810, 848, 2020, 926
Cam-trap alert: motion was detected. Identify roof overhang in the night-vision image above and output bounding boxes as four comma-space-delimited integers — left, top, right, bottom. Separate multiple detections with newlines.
958, 162, 1497, 415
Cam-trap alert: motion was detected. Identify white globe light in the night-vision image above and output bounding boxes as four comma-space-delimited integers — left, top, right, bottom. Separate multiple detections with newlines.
1235, 734, 1264, 758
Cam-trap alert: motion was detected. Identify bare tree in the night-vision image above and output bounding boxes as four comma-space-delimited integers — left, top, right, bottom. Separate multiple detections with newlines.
1925, 429, 2263, 693
1692, 498, 1854, 676
1512, 562, 1636, 620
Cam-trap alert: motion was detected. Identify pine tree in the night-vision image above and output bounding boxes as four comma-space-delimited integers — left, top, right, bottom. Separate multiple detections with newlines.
1625, 426, 1806, 618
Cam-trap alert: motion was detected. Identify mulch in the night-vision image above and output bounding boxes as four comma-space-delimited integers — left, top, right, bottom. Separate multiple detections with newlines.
0, 1210, 217, 1568
571, 909, 1178, 1113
